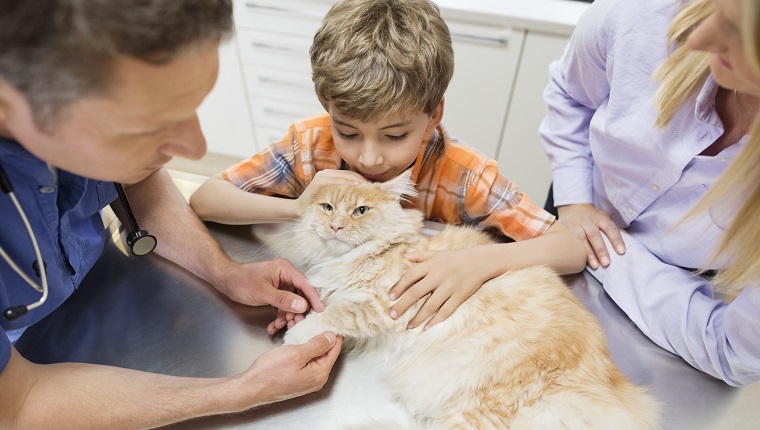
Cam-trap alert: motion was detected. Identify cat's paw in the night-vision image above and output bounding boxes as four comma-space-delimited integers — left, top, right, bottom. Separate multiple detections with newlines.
283, 318, 327, 345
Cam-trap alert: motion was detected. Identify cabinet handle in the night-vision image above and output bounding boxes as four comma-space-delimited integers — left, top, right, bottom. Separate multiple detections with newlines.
258, 76, 312, 90
450, 31, 509, 46
263, 107, 309, 117
251, 41, 305, 55
244, 2, 324, 19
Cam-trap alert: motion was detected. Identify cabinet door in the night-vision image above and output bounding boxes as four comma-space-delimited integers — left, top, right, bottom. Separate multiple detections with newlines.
498, 32, 569, 205
441, 18, 525, 159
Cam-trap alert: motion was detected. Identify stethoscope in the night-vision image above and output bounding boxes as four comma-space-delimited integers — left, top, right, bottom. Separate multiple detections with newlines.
0, 163, 156, 321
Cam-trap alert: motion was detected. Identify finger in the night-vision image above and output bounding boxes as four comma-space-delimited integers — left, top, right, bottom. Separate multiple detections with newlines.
423, 297, 459, 329
584, 227, 611, 267
584, 240, 599, 269
389, 265, 427, 301
598, 220, 626, 255
391, 277, 435, 320
278, 263, 324, 312
408, 290, 447, 329
309, 334, 343, 371
299, 332, 340, 364
403, 251, 435, 263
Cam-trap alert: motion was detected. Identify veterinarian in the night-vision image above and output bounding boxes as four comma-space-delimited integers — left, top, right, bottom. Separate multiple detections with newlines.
541, 0, 760, 386
0, 1, 341, 427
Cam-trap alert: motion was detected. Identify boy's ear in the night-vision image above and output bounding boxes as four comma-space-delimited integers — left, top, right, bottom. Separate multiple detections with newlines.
379, 169, 418, 202
428, 97, 445, 130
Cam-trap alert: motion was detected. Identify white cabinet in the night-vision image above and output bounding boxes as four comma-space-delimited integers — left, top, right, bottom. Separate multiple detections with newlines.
498, 32, 571, 203
198, 0, 587, 199
442, 18, 524, 158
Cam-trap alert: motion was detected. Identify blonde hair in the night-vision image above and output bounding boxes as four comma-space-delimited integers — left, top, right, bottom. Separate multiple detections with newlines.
653, 0, 713, 128
690, 0, 760, 291
310, 0, 454, 121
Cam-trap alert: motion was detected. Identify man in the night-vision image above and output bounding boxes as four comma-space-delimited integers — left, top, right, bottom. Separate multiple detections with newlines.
0, 1, 341, 427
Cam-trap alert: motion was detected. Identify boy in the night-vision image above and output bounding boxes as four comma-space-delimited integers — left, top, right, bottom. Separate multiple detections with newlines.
190, 0, 585, 331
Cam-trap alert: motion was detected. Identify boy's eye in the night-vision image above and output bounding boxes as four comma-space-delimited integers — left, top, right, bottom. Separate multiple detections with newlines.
322, 203, 333, 213
353, 206, 369, 216
338, 131, 358, 140
387, 133, 408, 141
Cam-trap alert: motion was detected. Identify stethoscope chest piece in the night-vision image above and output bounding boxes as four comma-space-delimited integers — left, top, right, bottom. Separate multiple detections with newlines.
127, 229, 157, 256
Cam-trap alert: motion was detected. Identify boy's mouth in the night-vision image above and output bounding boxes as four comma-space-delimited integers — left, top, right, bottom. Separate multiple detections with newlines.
359, 170, 389, 181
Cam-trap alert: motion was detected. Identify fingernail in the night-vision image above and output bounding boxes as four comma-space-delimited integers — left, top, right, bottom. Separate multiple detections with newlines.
407, 323, 414, 330
291, 298, 305, 311
590, 260, 599, 269
424, 325, 431, 331
601, 257, 610, 266
390, 310, 398, 319
617, 246, 625, 254
324, 332, 336, 343
389, 293, 396, 300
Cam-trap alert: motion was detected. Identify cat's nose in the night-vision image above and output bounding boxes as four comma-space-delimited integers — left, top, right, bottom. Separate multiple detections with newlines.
330, 224, 343, 232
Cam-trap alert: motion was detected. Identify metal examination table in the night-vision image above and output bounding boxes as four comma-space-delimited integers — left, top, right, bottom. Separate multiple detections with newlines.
15, 174, 760, 429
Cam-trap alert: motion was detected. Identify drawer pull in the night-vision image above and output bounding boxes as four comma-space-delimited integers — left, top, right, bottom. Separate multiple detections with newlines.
450, 31, 509, 46
244, 2, 324, 19
258, 76, 312, 90
263, 107, 309, 117
251, 41, 305, 56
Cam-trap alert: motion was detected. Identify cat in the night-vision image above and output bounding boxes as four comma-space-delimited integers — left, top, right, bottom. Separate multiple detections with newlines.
275, 171, 659, 430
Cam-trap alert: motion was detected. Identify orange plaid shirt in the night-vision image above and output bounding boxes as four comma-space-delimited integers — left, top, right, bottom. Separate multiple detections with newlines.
222, 113, 554, 241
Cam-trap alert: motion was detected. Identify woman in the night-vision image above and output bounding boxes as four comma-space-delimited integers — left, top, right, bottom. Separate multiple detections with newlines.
540, 0, 760, 386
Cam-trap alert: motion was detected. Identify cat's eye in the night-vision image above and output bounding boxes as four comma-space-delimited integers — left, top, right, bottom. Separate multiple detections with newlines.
353, 206, 369, 216
322, 203, 333, 213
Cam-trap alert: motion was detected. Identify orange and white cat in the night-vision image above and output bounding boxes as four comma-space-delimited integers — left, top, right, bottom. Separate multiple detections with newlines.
279, 172, 659, 430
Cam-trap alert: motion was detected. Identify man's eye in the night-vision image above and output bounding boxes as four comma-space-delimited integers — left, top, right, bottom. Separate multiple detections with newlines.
322, 203, 333, 213
353, 206, 369, 216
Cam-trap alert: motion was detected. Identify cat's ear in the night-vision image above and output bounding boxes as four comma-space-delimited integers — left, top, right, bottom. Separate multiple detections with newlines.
379, 169, 419, 202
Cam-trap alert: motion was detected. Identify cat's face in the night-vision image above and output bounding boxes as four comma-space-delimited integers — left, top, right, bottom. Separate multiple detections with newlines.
300, 171, 417, 254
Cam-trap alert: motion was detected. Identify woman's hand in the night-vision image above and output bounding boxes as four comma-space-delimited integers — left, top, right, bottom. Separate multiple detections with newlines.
557, 203, 626, 269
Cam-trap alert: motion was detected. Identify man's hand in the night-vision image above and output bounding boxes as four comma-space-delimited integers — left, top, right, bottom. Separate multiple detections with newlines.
216, 258, 325, 333
388, 248, 491, 329
557, 203, 625, 269
240, 332, 342, 408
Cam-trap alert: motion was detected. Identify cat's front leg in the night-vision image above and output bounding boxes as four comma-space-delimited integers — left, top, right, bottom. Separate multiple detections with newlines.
283, 299, 395, 345
283, 312, 332, 345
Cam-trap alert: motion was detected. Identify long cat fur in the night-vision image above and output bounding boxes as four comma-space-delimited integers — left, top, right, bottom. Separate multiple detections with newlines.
275, 172, 659, 430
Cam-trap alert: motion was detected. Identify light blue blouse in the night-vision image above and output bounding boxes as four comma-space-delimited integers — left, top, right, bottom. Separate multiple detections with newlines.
540, 0, 760, 386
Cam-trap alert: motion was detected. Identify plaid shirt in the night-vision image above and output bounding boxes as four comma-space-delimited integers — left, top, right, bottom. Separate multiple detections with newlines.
222, 113, 554, 241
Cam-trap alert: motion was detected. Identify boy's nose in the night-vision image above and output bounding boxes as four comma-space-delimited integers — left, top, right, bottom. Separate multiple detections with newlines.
358, 143, 383, 167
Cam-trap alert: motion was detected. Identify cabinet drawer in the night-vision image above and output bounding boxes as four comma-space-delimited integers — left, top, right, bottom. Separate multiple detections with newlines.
242, 65, 320, 104
249, 97, 325, 131
234, 0, 331, 36
237, 28, 313, 72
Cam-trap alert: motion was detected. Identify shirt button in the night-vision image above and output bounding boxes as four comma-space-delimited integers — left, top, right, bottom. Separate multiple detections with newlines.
671, 166, 678, 174
627, 207, 634, 215
720, 157, 729, 162
39, 186, 56, 194
651, 184, 660, 192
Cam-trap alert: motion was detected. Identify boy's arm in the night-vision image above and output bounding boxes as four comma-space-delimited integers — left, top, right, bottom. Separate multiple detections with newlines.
190, 174, 301, 224
190, 169, 369, 224
389, 221, 586, 329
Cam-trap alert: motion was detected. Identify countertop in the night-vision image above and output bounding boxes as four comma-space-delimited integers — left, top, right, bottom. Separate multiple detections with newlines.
14, 170, 760, 429
435, 0, 590, 36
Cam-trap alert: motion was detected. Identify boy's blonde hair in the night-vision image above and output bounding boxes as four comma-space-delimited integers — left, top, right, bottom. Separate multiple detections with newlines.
690, 0, 760, 291
653, 0, 713, 128
310, 0, 454, 121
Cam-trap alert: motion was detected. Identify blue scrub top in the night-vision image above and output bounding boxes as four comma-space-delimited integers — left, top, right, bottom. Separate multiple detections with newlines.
0, 137, 117, 371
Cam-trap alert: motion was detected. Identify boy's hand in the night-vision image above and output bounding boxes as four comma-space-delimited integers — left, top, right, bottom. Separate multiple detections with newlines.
388, 248, 491, 329
295, 169, 368, 213
556, 204, 625, 269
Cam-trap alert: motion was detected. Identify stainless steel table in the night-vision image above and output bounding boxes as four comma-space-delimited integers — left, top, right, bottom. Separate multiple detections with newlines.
15, 206, 760, 429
